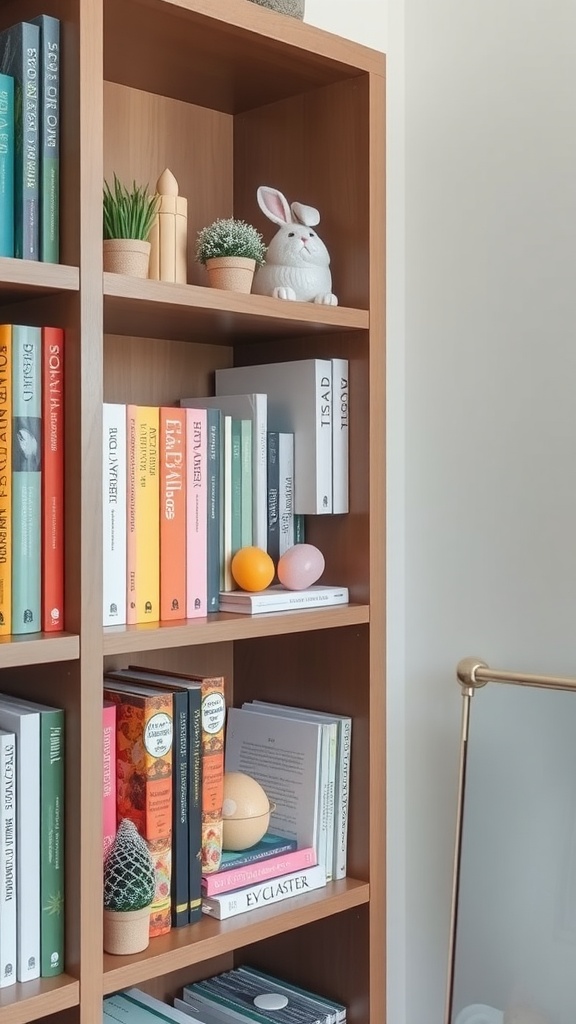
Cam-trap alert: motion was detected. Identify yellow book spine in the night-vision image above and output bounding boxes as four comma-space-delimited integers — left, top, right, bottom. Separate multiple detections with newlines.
0, 326, 11, 635
135, 405, 160, 622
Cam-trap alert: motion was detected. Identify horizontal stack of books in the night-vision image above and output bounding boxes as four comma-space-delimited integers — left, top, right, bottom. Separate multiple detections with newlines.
103, 966, 347, 1023
103, 357, 349, 626
0, 323, 65, 635
0, 16, 60, 262
0, 694, 65, 988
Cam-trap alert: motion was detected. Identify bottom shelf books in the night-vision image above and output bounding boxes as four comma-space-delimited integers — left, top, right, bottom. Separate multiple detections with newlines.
103, 966, 346, 1023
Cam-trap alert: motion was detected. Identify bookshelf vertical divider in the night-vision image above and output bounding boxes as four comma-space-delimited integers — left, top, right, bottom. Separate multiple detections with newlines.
0, 2, 385, 1023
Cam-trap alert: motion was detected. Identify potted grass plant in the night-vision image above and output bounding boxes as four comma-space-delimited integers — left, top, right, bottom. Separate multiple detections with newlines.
103, 818, 156, 955
195, 217, 267, 293
103, 174, 159, 278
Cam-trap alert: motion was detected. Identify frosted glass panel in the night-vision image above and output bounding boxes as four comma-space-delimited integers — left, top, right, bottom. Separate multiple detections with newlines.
451, 684, 576, 1024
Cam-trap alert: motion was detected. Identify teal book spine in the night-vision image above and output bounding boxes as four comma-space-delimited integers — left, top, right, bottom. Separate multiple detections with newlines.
240, 419, 252, 549
231, 418, 242, 557
30, 16, 59, 263
0, 22, 40, 260
12, 324, 41, 634
206, 407, 220, 613
0, 74, 14, 257
294, 513, 305, 544
39, 706, 64, 976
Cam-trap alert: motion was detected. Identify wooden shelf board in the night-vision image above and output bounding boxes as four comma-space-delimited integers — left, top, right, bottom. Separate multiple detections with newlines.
105, 0, 384, 113
0, 633, 79, 669
103, 878, 369, 993
0, 975, 79, 1024
103, 274, 369, 343
103, 604, 369, 655
0, 259, 79, 304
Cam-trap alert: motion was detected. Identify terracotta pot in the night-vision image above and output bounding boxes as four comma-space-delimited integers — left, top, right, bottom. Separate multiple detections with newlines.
248, 0, 305, 17
103, 238, 151, 278
205, 256, 256, 294
103, 905, 151, 955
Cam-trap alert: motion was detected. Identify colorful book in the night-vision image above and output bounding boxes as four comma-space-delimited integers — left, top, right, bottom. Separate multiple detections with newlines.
30, 16, 60, 263
278, 431, 295, 557
202, 845, 316, 897
216, 361, 332, 515
0, 326, 11, 634
218, 831, 297, 871
42, 326, 64, 631
200, 863, 326, 919
231, 418, 242, 558
0, 74, 14, 257
0, 22, 39, 260
102, 702, 116, 861
127, 405, 160, 624
12, 324, 41, 634
331, 358, 349, 514
185, 407, 207, 617
206, 407, 221, 613
0, 696, 40, 981
218, 584, 349, 615
102, 403, 126, 625
160, 407, 186, 621
0, 728, 16, 989
102, 680, 173, 937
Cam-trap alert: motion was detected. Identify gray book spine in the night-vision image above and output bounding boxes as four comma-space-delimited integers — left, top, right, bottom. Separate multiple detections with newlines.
0, 22, 40, 259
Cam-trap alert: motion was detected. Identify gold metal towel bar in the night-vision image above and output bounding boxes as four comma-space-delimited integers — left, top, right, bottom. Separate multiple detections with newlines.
457, 656, 576, 695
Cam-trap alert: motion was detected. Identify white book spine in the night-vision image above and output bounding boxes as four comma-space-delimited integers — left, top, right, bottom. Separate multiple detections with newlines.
0, 731, 16, 988
201, 863, 326, 919
334, 718, 352, 879
103, 403, 127, 625
219, 586, 349, 614
278, 432, 295, 557
331, 358, 349, 514
315, 360, 333, 513
322, 723, 337, 882
0, 707, 40, 981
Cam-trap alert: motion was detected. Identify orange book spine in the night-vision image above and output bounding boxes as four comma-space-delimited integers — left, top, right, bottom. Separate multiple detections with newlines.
42, 327, 64, 631
200, 676, 226, 874
126, 405, 137, 624
160, 407, 186, 620
103, 685, 173, 937
135, 406, 160, 622
0, 325, 11, 635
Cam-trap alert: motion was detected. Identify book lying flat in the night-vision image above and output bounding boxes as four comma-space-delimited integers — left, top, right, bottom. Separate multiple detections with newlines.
201, 863, 326, 919
219, 585, 349, 615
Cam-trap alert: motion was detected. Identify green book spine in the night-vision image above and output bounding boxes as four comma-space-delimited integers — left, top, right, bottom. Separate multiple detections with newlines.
30, 16, 59, 263
0, 22, 40, 260
39, 707, 64, 976
294, 513, 306, 544
240, 418, 252, 549
206, 408, 220, 612
0, 74, 14, 257
231, 418, 242, 557
187, 685, 202, 924
12, 325, 41, 634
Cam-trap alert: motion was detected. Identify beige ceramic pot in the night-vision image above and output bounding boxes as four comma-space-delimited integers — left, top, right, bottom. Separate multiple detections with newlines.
103, 904, 151, 955
103, 238, 151, 278
205, 256, 256, 294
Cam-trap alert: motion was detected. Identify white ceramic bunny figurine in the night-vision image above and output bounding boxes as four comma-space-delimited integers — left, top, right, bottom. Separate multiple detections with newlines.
252, 185, 338, 305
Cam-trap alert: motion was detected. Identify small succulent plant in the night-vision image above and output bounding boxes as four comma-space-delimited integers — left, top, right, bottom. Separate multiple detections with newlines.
195, 217, 267, 266
103, 819, 155, 913
103, 175, 159, 241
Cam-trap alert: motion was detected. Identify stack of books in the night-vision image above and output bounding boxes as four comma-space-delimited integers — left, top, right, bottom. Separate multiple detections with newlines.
103, 966, 347, 1023
103, 357, 349, 626
0, 16, 60, 262
0, 694, 65, 988
0, 323, 65, 635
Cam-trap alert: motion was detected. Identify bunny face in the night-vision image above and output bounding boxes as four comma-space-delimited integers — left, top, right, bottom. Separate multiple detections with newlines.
266, 223, 331, 270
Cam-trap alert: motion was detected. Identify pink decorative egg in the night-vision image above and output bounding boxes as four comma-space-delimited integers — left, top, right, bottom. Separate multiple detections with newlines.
277, 543, 325, 590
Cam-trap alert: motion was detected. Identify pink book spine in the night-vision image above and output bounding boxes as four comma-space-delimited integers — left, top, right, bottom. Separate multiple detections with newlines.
185, 407, 207, 618
201, 846, 317, 896
102, 701, 117, 860
126, 405, 138, 624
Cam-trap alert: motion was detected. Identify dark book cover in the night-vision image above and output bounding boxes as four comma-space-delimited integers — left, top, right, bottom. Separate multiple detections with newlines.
206, 407, 221, 613
267, 430, 280, 563
0, 73, 14, 257
0, 21, 39, 260
30, 16, 60, 263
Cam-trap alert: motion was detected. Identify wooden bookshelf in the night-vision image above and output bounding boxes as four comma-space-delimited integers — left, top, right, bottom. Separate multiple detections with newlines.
0, 0, 385, 1022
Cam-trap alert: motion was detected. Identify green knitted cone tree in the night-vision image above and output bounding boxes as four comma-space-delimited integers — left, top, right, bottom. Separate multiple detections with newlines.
104, 819, 155, 912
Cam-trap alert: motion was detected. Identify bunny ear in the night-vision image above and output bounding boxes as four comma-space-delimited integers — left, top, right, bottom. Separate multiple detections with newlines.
257, 186, 293, 226
291, 202, 320, 227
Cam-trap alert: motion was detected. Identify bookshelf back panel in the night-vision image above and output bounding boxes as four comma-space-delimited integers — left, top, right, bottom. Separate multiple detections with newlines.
234, 77, 371, 311
103, 82, 233, 288
0, 0, 82, 267
104, 643, 235, 708
234, 626, 371, 882
103, 335, 233, 407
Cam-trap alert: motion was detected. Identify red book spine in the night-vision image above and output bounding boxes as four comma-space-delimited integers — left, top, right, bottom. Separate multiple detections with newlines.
42, 327, 64, 631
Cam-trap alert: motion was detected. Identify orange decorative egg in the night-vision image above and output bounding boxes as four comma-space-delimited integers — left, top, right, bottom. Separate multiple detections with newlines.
231, 546, 275, 592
